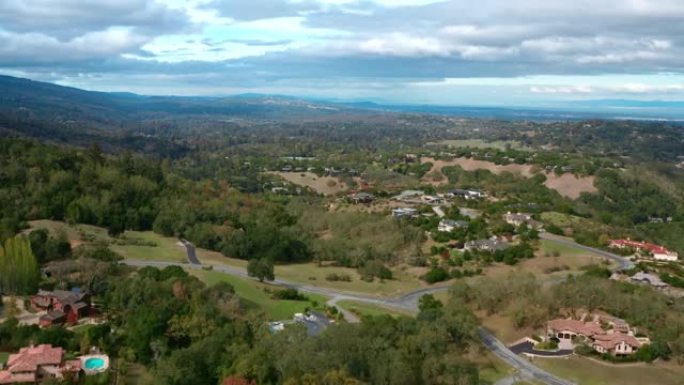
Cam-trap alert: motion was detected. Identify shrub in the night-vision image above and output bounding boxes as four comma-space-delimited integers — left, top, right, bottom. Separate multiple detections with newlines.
325, 273, 352, 282
422, 267, 450, 284
272, 288, 308, 301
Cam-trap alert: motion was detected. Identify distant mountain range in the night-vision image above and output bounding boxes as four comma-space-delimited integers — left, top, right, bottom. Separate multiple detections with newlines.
1, 75, 683, 136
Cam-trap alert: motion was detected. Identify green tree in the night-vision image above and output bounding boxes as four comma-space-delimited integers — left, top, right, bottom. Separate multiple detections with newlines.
247, 258, 275, 282
0, 236, 40, 294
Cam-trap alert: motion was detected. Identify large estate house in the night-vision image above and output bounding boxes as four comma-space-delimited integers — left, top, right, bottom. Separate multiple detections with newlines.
0, 345, 81, 384
503, 212, 543, 230
30, 289, 91, 327
547, 316, 648, 356
609, 239, 679, 262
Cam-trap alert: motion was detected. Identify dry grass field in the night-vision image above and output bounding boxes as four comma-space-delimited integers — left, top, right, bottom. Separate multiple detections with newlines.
269, 171, 349, 195
421, 157, 597, 199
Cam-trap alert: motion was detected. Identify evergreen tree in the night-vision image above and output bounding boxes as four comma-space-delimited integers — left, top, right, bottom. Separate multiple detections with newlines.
0, 236, 40, 294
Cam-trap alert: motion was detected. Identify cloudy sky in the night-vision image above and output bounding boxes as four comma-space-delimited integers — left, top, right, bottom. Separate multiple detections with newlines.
2, 0, 684, 106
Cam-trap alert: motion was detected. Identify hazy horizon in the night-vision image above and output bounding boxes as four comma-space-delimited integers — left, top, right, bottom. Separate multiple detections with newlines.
2, 1, 684, 108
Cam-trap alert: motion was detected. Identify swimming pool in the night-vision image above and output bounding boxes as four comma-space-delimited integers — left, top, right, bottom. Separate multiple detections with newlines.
84, 357, 106, 370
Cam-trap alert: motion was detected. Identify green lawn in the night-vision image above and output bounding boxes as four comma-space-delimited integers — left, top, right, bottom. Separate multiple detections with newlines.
534, 356, 684, 385
0, 352, 9, 365
191, 269, 328, 320
109, 230, 187, 263
28, 220, 424, 298
274, 263, 424, 298
335, 300, 411, 318
538, 239, 586, 256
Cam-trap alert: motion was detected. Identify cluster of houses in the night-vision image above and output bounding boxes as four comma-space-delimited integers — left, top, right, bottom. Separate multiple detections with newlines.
0, 344, 108, 384
30, 289, 92, 328
547, 315, 649, 356
609, 239, 679, 262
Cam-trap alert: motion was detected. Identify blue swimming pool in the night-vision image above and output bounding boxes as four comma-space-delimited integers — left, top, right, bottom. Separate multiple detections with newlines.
84, 357, 105, 370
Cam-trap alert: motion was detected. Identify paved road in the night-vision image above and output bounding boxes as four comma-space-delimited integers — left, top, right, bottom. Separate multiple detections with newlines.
180, 239, 201, 265
509, 341, 573, 357
539, 232, 634, 271
125, 233, 624, 385
480, 329, 575, 385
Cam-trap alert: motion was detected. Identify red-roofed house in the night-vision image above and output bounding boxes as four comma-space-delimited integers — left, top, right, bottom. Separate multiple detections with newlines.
30, 290, 91, 327
547, 317, 646, 356
0, 344, 81, 384
592, 333, 643, 356
609, 239, 679, 262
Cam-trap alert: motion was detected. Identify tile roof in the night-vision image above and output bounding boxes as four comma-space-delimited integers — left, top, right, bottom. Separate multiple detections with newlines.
610, 239, 674, 255
593, 333, 641, 349
547, 319, 605, 337
6, 345, 64, 373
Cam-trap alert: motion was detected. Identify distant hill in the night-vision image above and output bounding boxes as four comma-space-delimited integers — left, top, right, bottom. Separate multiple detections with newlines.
1, 75, 681, 151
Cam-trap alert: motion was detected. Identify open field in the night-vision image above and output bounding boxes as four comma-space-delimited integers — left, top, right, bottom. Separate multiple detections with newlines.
422, 156, 535, 178
426, 139, 531, 151
191, 269, 328, 320
534, 356, 684, 385
274, 262, 424, 297
28, 219, 110, 247
420, 157, 597, 198
336, 300, 412, 318
543, 173, 597, 199
29, 220, 245, 267
478, 311, 537, 344
269, 171, 349, 195
29, 220, 426, 298
541, 212, 609, 234
479, 239, 615, 283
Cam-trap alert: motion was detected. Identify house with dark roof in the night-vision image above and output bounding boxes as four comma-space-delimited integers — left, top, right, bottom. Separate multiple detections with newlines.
30, 290, 91, 327
349, 192, 375, 204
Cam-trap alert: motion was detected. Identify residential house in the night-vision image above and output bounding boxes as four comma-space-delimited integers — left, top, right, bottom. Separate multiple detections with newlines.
449, 188, 487, 200
349, 192, 375, 204
630, 271, 668, 289
464, 238, 508, 252
421, 195, 444, 205
0, 345, 81, 384
609, 239, 679, 262
592, 333, 642, 356
31, 289, 91, 327
393, 190, 424, 202
391, 208, 418, 219
503, 212, 543, 230
437, 219, 469, 233
547, 317, 647, 356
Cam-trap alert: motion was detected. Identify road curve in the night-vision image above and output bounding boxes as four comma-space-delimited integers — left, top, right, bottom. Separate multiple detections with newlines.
539, 232, 634, 271
124, 234, 625, 385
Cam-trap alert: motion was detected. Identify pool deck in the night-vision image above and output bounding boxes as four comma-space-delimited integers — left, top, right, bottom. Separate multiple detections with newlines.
79, 354, 110, 375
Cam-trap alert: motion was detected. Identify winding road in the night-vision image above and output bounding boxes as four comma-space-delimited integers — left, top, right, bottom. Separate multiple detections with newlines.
123, 235, 632, 385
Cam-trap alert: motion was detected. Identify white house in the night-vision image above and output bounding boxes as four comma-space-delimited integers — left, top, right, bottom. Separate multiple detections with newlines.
437, 219, 468, 232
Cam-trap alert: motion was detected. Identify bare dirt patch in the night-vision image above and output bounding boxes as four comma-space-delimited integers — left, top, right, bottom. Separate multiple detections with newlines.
422, 157, 535, 178
422, 157, 597, 199
543, 173, 597, 199
269, 172, 349, 195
